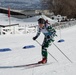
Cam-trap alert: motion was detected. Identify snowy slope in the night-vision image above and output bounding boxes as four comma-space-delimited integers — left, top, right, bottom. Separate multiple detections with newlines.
0, 24, 76, 75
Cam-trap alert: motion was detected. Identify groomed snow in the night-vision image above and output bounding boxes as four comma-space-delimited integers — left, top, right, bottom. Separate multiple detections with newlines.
0, 24, 76, 75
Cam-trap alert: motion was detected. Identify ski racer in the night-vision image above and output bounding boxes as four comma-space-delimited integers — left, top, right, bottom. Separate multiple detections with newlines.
33, 18, 57, 64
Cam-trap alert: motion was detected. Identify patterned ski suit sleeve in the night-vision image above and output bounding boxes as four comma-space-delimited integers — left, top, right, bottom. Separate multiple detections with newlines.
46, 26, 57, 39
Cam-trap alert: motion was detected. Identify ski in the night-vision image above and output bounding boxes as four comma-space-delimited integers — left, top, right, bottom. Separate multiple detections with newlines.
22, 62, 53, 69
0, 62, 52, 69
13, 62, 40, 68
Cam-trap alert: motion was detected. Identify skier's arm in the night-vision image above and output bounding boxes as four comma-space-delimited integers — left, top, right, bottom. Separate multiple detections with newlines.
33, 28, 41, 40
46, 26, 57, 37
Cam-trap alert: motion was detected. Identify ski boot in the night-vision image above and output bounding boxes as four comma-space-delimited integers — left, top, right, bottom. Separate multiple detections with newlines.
38, 58, 47, 64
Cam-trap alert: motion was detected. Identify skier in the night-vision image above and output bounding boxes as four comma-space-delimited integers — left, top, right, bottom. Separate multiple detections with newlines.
33, 18, 56, 64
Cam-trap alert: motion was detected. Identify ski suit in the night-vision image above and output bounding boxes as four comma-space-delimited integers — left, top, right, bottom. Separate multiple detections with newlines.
33, 24, 56, 60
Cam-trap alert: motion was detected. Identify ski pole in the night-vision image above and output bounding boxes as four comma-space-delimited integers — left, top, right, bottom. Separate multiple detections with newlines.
35, 40, 58, 62
53, 43, 73, 63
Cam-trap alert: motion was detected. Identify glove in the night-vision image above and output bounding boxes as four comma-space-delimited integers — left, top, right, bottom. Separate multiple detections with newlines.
47, 35, 50, 39
33, 36, 37, 40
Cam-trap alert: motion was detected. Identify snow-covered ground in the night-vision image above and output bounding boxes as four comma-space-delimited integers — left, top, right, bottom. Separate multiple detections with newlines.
0, 13, 26, 25
0, 22, 76, 75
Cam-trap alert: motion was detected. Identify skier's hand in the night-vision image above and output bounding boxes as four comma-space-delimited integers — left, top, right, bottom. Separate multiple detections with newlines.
33, 37, 36, 40
47, 35, 50, 39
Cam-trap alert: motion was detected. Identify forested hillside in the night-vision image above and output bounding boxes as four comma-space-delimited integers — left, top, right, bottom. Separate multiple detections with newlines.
41, 0, 76, 18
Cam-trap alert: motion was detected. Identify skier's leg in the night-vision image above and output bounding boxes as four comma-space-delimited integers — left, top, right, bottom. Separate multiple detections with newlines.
41, 36, 53, 63
38, 37, 48, 64
38, 47, 47, 64
41, 37, 48, 63
42, 46, 48, 59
